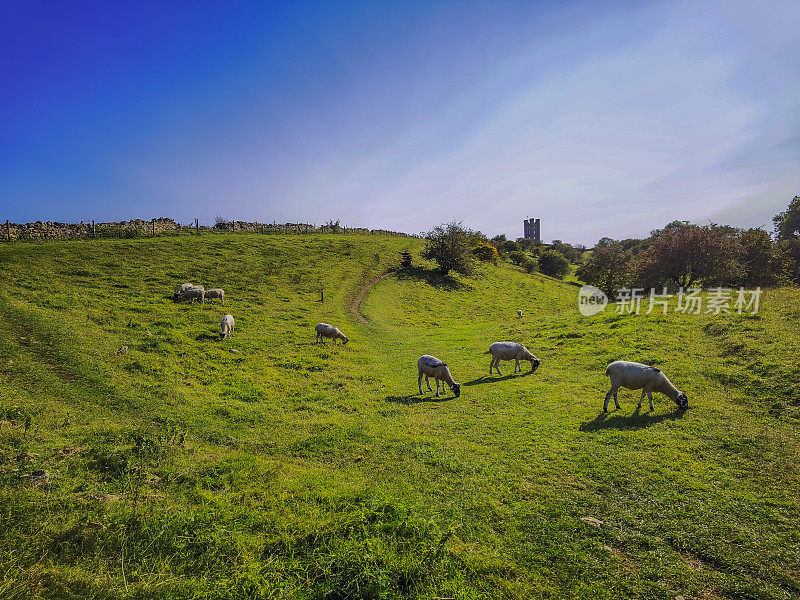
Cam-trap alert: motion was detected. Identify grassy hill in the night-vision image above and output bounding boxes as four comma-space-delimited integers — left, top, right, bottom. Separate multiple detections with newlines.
1, 234, 799, 599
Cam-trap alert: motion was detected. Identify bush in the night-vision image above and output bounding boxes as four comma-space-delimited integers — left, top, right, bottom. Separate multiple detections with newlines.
500, 240, 520, 253
472, 243, 499, 263
421, 221, 482, 276
538, 250, 570, 279
509, 251, 526, 266
522, 256, 538, 274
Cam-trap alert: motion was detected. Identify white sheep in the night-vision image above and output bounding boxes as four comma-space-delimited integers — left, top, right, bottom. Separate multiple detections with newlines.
604, 360, 689, 412
417, 355, 461, 398
175, 282, 194, 298
315, 323, 348, 345
220, 314, 235, 339
179, 285, 205, 304
517, 309, 523, 318
204, 288, 225, 304
487, 342, 540, 375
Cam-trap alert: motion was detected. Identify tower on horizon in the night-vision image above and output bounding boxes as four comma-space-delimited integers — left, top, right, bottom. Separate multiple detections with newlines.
523, 218, 540, 244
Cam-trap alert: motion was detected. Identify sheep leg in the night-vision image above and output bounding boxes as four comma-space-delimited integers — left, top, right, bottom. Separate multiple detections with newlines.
491, 359, 502, 376
647, 390, 654, 411
425, 375, 433, 392
514, 359, 521, 373
604, 386, 620, 411
637, 390, 646, 409
435, 378, 441, 397
418, 371, 424, 394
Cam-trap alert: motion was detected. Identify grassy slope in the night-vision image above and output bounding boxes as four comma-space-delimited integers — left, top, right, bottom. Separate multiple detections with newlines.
0, 235, 799, 599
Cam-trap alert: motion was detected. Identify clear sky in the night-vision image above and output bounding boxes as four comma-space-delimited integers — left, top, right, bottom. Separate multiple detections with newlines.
1, 0, 798, 244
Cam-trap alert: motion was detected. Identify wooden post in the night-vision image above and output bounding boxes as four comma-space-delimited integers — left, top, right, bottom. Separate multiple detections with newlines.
5, 220, 10, 242
92, 220, 95, 237
320, 288, 324, 302
151, 218, 155, 236
195, 218, 199, 234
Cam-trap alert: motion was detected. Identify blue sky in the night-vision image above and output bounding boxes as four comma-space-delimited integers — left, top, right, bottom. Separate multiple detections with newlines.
1, 0, 798, 244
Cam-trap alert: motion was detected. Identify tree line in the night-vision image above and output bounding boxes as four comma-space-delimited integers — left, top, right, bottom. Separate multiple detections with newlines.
420, 222, 582, 279
577, 196, 800, 294
419, 196, 800, 289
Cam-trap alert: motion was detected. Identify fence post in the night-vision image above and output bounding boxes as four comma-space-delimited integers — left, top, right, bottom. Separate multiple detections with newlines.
92, 220, 96, 238
152, 218, 155, 236
5, 220, 9, 242
195, 218, 199, 234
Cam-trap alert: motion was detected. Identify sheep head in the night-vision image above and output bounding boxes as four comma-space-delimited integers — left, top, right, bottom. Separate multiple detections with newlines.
675, 392, 689, 410
451, 382, 461, 398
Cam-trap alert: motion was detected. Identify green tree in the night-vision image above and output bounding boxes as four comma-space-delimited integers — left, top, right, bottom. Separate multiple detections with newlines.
538, 250, 570, 279
421, 221, 481, 276
777, 239, 800, 284
551, 240, 581, 263
635, 224, 740, 288
576, 243, 633, 296
738, 228, 780, 286
773, 195, 800, 241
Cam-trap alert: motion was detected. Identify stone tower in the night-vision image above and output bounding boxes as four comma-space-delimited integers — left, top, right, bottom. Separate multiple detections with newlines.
523, 218, 540, 243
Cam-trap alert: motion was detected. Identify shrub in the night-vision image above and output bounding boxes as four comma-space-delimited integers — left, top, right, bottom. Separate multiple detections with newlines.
472, 243, 499, 263
538, 250, 570, 279
522, 256, 538, 274
421, 222, 482, 275
500, 240, 520, 253
509, 251, 526, 266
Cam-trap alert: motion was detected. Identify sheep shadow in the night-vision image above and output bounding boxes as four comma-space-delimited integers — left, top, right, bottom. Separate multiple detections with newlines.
463, 372, 535, 386
385, 393, 454, 405
195, 333, 220, 341
578, 407, 687, 432
393, 266, 468, 291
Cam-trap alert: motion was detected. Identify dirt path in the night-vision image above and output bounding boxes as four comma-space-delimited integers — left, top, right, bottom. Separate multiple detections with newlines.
348, 270, 393, 326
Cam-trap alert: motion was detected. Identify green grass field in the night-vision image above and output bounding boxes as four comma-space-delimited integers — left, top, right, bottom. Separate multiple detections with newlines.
1, 234, 799, 599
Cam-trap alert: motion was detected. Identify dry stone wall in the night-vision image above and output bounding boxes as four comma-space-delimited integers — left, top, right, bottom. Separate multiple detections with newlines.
2, 218, 411, 241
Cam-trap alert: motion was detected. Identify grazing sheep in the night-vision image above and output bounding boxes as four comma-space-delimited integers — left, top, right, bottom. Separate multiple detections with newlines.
517, 309, 522, 318
204, 288, 225, 304
315, 323, 348, 345
220, 314, 235, 339
604, 360, 689, 412
487, 342, 540, 375
417, 355, 461, 398
174, 282, 194, 298
179, 285, 205, 304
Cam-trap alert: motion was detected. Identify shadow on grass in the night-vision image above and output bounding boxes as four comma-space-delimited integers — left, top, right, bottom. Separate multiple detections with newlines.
393, 266, 468, 290
579, 407, 687, 431
463, 372, 535, 387
196, 333, 220, 341
385, 393, 454, 405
